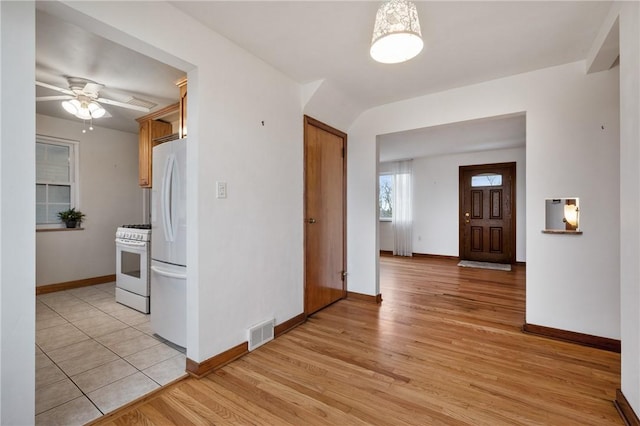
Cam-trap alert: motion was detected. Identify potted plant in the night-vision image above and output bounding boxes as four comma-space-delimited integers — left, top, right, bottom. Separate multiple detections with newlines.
57, 208, 86, 228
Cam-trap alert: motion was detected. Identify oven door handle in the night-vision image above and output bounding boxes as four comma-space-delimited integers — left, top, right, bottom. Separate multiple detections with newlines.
115, 238, 147, 247
151, 265, 187, 280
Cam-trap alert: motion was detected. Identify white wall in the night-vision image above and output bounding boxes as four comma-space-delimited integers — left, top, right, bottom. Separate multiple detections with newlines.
57, 2, 305, 364
35, 114, 142, 286
349, 61, 620, 341
0, 2, 35, 423
379, 221, 393, 251
618, 1, 640, 415
302, 79, 364, 132
379, 147, 526, 260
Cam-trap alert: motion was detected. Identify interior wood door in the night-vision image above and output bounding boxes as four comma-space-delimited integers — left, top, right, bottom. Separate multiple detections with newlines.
459, 162, 516, 264
304, 116, 347, 315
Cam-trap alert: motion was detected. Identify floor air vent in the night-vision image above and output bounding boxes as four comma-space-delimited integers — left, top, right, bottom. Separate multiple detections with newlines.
248, 319, 274, 351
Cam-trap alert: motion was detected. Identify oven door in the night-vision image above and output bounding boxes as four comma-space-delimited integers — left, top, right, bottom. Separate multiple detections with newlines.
115, 238, 149, 296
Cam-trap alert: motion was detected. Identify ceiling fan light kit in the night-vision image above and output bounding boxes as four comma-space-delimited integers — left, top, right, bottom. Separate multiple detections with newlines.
36, 77, 153, 132
370, 0, 424, 64
61, 97, 106, 120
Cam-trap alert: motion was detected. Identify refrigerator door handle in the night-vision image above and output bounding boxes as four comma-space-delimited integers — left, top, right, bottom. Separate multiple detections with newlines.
162, 154, 176, 242
151, 265, 187, 280
170, 156, 180, 241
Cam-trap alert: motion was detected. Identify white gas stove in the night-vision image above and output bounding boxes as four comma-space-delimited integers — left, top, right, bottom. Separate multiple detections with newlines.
116, 224, 151, 242
115, 225, 151, 313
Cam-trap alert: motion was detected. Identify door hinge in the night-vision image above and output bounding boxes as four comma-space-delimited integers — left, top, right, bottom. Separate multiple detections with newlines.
341, 147, 345, 158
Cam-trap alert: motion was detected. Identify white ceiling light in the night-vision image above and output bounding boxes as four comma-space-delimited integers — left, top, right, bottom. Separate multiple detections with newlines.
370, 0, 424, 64
61, 96, 106, 120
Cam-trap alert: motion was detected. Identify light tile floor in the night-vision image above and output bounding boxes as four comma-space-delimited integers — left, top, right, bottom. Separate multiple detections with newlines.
35, 282, 187, 425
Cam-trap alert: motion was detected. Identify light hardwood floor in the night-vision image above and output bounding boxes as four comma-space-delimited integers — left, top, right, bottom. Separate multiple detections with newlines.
92, 256, 622, 425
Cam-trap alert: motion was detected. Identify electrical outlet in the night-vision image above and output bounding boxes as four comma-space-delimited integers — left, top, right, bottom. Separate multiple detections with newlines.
216, 181, 227, 199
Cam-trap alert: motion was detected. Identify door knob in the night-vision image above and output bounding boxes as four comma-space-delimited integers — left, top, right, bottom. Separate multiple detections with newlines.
464, 212, 470, 223
307, 218, 317, 224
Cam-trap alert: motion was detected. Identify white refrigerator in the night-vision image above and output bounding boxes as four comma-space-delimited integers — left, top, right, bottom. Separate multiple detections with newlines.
151, 137, 187, 348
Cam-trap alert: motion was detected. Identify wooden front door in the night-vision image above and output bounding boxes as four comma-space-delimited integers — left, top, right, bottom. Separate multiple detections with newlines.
459, 162, 516, 264
304, 116, 346, 315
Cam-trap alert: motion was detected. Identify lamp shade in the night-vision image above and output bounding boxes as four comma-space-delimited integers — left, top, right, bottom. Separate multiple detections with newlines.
75, 103, 92, 120
564, 204, 579, 227
371, 0, 423, 64
88, 101, 106, 118
61, 98, 106, 120
62, 99, 81, 115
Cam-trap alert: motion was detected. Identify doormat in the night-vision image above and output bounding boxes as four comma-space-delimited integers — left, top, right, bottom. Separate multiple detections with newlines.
457, 260, 512, 272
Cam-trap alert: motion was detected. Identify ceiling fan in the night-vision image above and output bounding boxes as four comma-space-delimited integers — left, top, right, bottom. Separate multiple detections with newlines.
35, 77, 155, 120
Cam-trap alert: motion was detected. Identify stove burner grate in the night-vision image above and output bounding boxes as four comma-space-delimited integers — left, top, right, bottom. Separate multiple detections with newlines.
122, 224, 151, 230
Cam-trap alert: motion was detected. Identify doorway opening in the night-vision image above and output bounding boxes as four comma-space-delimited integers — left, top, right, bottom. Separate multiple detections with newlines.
377, 113, 525, 259
375, 113, 526, 296
34, 4, 194, 422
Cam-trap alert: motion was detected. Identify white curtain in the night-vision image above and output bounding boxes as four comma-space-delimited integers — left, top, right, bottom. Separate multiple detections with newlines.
393, 160, 413, 257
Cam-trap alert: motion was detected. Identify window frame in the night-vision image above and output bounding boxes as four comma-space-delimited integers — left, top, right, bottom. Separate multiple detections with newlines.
36, 135, 80, 230
378, 173, 394, 222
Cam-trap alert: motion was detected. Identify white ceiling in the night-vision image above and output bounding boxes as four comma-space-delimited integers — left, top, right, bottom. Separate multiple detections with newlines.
378, 113, 526, 162
171, 1, 611, 109
35, 1, 611, 155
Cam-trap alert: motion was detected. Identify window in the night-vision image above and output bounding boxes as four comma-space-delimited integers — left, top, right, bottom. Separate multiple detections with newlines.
36, 136, 79, 228
379, 174, 393, 220
471, 173, 502, 187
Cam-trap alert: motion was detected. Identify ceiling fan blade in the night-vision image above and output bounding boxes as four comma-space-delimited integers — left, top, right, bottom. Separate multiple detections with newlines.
35, 81, 74, 96
97, 97, 151, 113
83, 82, 104, 96
36, 95, 73, 102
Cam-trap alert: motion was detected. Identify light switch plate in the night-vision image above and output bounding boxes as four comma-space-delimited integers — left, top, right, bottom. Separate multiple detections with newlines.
216, 181, 227, 199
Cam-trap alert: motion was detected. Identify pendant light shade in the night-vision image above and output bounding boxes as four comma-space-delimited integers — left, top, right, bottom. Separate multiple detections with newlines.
370, 0, 423, 64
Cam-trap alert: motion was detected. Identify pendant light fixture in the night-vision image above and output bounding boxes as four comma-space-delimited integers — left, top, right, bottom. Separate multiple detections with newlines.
370, 0, 424, 64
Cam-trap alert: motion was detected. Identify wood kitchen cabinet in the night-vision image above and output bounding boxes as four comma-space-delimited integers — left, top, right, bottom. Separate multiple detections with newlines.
136, 78, 186, 188
136, 103, 179, 188
177, 77, 187, 138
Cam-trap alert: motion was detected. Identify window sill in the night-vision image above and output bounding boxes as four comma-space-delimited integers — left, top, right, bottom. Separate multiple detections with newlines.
37, 227, 85, 233
541, 229, 582, 235
379, 218, 392, 222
